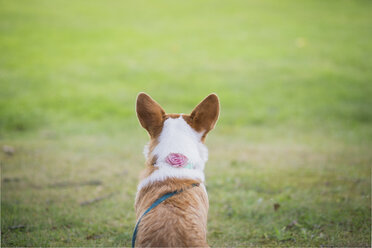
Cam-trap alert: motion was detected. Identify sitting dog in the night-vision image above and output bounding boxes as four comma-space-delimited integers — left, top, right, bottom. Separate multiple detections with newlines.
133, 93, 219, 247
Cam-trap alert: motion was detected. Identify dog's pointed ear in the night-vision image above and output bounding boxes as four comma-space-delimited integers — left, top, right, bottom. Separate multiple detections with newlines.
190, 94, 220, 136
136, 93, 166, 137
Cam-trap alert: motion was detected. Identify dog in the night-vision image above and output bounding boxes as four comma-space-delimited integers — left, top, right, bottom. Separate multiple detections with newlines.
133, 92, 219, 247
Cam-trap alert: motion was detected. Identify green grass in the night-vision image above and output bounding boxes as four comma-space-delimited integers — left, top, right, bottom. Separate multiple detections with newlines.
1, 0, 371, 246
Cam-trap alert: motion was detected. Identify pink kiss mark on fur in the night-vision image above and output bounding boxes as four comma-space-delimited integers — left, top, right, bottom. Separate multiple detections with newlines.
166, 153, 188, 168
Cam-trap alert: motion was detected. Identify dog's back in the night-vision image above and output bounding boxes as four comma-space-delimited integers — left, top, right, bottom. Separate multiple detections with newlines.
135, 179, 208, 247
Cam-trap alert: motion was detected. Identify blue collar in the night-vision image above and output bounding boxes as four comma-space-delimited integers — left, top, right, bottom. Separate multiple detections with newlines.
132, 183, 199, 248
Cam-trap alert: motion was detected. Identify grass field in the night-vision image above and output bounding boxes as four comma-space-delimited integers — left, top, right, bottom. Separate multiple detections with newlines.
1, 0, 371, 246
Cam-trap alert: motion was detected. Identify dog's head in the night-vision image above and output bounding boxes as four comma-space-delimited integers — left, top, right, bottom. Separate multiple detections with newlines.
136, 93, 219, 169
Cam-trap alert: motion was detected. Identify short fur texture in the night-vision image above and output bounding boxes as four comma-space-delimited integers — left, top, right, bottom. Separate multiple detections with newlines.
135, 93, 219, 247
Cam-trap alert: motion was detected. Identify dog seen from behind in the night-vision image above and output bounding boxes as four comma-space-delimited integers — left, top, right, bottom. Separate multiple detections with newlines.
133, 92, 220, 247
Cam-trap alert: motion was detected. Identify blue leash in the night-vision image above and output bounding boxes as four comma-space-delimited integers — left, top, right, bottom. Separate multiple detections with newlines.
132, 183, 199, 248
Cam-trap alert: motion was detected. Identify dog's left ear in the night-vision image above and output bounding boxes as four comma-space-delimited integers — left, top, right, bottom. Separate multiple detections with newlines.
190, 94, 220, 137
136, 93, 166, 138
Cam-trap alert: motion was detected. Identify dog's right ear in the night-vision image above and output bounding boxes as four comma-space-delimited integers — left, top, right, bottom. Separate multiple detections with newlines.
136, 93, 166, 138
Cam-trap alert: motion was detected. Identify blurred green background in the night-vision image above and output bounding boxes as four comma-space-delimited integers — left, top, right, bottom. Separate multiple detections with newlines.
1, 0, 371, 246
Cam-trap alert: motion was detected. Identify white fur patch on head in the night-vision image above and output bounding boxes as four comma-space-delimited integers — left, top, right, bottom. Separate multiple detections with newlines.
143, 143, 149, 159
152, 116, 208, 170
138, 116, 209, 191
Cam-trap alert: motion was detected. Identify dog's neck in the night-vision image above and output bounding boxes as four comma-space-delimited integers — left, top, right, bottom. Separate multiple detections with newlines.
138, 116, 208, 192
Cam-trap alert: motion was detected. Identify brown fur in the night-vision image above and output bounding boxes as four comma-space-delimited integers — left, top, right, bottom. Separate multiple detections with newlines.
136, 93, 166, 138
134, 93, 219, 247
136, 93, 220, 144
135, 179, 209, 247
